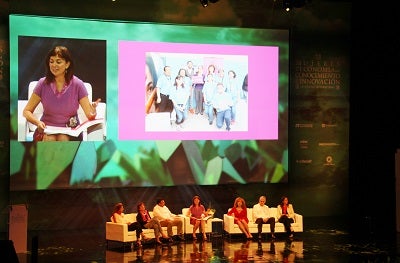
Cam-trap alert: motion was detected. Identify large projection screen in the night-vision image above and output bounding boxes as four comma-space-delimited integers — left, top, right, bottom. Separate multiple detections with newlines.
9, 14, 289, 190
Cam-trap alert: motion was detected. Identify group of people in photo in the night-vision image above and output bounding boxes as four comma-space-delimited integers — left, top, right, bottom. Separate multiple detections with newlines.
111, 194, 296, 248
146, 56, 248, 132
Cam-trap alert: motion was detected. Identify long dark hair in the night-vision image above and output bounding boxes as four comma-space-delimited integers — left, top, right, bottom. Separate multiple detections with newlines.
279, 196, 290, 206
45, 46, 74, 84
174, 75, 185, 90
191, 195, 202, 206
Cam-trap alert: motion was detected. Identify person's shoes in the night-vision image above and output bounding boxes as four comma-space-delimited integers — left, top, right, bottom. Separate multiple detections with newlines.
289, 233, 294, 238
192, 234, 197, 240
271, 234, 276, 239
203, 234, 207, 241
136, 240, 142, 247
168, 237, 173, 242
209, 121, 213, 125
258, 234, 262, 239
156, 239, 162, 245
177, 235, 185, 241
226, 126, 231, 131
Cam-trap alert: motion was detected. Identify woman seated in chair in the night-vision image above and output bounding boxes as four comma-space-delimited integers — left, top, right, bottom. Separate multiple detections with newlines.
186, 195, 209, 241
227, 197, 253, 239
23, 45, 101, 141
111, 202, 143, 246
136, 202, 169, 244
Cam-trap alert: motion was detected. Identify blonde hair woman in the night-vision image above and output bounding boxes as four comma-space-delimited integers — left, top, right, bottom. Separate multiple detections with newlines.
227, 197, 253, 239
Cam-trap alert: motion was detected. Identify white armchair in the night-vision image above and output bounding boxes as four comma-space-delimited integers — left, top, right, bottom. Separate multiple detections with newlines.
181, 208, 213, 237
18, 81, 106, 141
105, 213, 155, 248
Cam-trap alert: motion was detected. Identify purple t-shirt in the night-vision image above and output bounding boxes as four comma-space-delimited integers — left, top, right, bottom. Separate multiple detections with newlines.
33, 76, 88, 127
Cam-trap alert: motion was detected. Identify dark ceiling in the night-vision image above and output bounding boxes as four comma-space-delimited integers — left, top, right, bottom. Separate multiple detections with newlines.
1, 0, 351, 33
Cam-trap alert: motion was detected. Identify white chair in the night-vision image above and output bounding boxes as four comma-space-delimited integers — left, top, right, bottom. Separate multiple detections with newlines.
21, 81, 106, 141
106, 213, 154, 249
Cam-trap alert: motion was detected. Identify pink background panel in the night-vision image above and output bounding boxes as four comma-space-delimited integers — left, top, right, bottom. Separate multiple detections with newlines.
118, 41, 279, 140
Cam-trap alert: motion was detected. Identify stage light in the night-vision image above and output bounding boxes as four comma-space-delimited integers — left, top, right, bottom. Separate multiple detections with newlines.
199, 0, 219, 8
283, 0, 292, 12
200, 0, 208, 7
283, 0, 308, 12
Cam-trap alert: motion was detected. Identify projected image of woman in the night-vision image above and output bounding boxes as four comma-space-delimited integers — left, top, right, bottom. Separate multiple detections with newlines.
23, 46, 101, 141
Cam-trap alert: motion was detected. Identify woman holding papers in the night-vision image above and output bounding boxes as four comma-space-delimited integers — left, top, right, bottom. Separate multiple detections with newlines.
186, 195, 209, 241
23, 45, 101, 141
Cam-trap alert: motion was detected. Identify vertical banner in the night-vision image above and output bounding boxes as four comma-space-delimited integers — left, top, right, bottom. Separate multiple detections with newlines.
289, 35, 350, 215
396, 149, 400, 232
9, 204, 28, 253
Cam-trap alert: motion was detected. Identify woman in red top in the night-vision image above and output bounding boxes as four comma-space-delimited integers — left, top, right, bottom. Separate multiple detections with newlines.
227, 197, 253, 239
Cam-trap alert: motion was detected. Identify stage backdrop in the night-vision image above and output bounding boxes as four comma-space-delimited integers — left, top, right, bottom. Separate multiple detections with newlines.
9, 15, 289, 190
2, 1, 351, 231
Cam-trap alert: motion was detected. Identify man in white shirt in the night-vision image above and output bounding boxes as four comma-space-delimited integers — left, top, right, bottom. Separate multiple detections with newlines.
153, 198, 184, 241
252, 195, 276, 239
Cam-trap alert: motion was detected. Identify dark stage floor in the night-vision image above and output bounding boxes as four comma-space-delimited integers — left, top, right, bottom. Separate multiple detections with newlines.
6, 217, 400, 263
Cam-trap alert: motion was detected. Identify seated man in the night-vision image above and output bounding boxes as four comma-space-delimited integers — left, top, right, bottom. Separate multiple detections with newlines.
252, 195, 276, 239
153, 198, 185, 241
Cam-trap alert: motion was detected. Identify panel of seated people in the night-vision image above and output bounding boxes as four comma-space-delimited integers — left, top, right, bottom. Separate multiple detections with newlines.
224, 208, 303, 235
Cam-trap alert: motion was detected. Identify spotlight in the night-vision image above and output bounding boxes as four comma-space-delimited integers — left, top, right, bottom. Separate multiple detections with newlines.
200, 0, 208, 7
283, 0, 292, 12
283, 0, 308, 12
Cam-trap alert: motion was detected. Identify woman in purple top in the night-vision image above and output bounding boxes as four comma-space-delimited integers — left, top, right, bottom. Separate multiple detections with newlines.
23, 46, 101, 141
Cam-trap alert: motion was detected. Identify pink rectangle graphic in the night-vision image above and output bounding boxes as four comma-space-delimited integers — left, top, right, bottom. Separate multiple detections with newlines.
118, 41, 279, 140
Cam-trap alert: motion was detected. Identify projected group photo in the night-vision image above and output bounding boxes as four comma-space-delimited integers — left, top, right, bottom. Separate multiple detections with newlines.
143, 52, 249, 133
